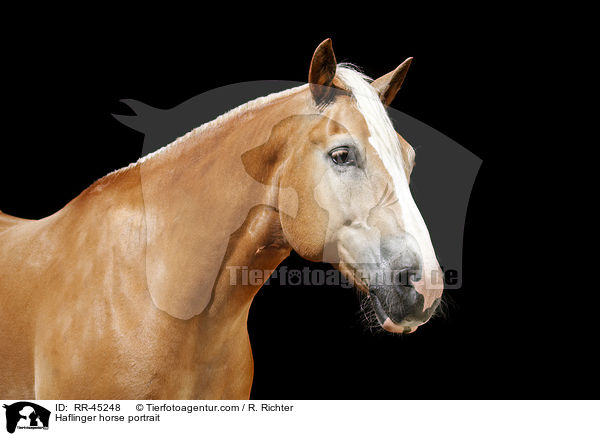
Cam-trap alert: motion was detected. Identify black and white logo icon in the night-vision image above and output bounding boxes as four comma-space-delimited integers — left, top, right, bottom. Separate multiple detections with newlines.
2, 402, 50, 434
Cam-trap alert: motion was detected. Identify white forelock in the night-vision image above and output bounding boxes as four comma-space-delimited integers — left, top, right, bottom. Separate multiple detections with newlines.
335, 65, 410, 196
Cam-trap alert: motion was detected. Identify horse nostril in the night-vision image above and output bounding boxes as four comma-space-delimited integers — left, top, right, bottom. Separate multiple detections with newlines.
396, 267, 421, 286
410, 267, 422, 283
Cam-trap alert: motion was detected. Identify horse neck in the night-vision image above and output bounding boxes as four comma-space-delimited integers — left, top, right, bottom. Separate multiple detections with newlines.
133, 86, 310, 324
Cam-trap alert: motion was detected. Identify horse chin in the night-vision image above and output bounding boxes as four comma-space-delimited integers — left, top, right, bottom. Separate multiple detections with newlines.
382, 318, 419, 334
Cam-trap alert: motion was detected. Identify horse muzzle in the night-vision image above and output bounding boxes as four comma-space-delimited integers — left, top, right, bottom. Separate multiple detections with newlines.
333, 231, 442, 333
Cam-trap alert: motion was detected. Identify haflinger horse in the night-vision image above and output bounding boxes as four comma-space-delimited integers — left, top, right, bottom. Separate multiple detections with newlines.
0, 39, 443, 399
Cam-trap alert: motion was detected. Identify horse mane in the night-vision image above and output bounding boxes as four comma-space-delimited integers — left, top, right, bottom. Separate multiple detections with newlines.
87, 83, 310, 191
136, 83, 310, 166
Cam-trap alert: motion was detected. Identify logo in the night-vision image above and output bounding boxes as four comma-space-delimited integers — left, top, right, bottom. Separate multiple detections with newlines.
2, 403, 50, 434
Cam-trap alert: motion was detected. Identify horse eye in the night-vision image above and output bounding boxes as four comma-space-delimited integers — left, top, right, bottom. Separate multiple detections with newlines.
330, 147, 356, 166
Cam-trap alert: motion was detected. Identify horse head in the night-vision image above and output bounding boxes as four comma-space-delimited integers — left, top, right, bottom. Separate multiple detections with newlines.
245, 40, 443, 333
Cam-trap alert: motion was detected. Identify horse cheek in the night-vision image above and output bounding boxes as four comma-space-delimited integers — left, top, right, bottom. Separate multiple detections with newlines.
279, 182, 329, 262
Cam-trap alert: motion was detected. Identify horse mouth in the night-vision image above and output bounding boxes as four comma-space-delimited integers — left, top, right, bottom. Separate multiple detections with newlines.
369, 292, 419, 334
334, 259, 421, 334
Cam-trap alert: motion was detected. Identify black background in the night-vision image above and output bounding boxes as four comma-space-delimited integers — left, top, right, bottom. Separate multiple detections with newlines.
0, 15, 594, 398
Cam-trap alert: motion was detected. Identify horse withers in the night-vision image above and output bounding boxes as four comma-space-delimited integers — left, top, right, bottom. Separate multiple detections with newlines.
0, 39, 443, 399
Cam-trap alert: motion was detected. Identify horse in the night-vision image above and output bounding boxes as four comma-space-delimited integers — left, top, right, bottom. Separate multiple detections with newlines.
0, 39, 443, 399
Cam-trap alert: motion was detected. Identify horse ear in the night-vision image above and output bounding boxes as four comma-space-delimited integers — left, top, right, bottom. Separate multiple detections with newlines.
371, 57, 413, 106
309, 39, 337, 104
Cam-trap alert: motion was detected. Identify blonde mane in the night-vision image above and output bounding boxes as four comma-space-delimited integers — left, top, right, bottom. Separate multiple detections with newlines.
98, 83, 310, 184
138, 83, 310, 165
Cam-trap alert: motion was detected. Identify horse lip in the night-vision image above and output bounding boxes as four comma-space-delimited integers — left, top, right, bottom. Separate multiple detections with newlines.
369, 290, 419, 334
369, 291, 389, 326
